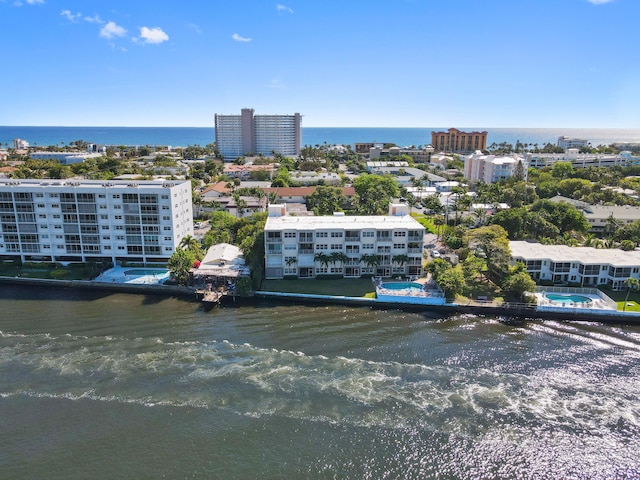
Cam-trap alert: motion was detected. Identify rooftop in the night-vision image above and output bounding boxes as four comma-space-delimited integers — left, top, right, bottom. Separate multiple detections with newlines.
265, 213, 424, 231
510, 241, 640, 267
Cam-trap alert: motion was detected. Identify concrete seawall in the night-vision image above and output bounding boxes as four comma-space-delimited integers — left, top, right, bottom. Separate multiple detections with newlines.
0, 276, 194, 298
2, 276, 639, 325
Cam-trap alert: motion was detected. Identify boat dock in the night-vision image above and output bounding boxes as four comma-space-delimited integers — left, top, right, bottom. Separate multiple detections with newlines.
195, 287, 225, 305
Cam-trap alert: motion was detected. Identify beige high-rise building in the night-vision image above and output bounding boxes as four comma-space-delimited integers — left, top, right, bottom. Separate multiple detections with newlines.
431, 128, 487, 153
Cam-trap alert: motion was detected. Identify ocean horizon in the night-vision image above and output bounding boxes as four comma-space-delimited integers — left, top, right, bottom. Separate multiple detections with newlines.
1, 126, 640, 151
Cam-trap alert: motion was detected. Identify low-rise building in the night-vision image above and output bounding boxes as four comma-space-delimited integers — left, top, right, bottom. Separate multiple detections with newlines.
261, 186, 356, 205
30, 151, 104, 165
527, 150, 640, 169
264, 203, 425, 279
510, 241, 640, 290
548, 195, 640, 232
223, 164, 275, 181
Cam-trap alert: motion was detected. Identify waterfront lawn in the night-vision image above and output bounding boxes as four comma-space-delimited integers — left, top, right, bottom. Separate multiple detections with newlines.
598, 287, 640, 311
0, 263, 95, 281
260, 278, 375, 297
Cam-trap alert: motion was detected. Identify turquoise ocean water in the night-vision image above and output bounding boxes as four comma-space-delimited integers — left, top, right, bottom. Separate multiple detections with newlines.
1, 126, 639, 149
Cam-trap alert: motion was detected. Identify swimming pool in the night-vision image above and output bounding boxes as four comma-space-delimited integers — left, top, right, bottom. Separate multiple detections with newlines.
545, 293, 592, 304
380, 282, 423, 291
124, 269, 169, 277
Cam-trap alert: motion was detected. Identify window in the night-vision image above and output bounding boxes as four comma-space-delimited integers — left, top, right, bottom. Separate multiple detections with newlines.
331, 244, 342, 250
331, 232, 343, 238
112, 194, 121, 199
114, 215, 122, 220
393, 231, 407, 237
316, 232, 328, 238
37, 204, 45, 208
284, 232, 296, 238
39, 214, 47, 219
164, 226, 172, 231
362, 231, 374, 238
316, 244, 328, 250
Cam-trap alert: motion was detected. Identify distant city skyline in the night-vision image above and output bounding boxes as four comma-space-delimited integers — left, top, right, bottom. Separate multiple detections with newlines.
1, 0, 638, 128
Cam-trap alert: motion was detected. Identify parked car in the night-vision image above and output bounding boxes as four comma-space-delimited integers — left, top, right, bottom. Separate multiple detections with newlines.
194, 222, 203, 228
431, 250, 441, 258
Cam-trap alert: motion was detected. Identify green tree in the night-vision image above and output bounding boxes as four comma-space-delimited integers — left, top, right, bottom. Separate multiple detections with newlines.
167, 248, 197, 285
467, 225, 511, 284
306, 185, 347, 215
436, 265, 465, 301
551, 161, 575, 179
502, 265, 536, 301
352, 174, 399, 215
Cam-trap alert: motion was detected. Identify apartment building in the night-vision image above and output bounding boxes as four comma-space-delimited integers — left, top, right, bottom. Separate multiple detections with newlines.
465, 151, 528, 184
557, 136, 589, 150
214, 108, 302, 160
431, 128, 487, 153
0, 179, 192, 264
264, 204, 425, 279
511, 241, 640, 290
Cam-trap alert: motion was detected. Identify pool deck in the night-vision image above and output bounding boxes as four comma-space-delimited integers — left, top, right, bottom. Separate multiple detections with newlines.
95, 266, 170, 285
535, 291, 617, 312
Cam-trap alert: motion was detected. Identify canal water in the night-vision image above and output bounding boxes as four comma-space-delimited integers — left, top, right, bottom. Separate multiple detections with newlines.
1, 285, 639, 479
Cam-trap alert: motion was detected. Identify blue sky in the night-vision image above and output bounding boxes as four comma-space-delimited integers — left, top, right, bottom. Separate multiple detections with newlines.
1, 0, 638, 128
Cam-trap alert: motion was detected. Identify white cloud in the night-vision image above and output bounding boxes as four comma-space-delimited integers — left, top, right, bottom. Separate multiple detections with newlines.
139, 26, 169, 44
13, 0, 44, 5
232, 33, 251, 42
269, 78, 286, 89
60, 9, 81, 22
188, 23, 202, 34
587, 0, 614, 4
84, 15, 103, 24
100, 21, 127, 39
277, 4, 294, 14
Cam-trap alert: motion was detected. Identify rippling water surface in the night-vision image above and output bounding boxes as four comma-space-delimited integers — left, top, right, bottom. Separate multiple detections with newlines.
1, 286, 639, 479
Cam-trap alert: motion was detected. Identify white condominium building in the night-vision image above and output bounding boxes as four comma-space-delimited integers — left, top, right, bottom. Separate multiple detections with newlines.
0, 179, 193, 264
264, 204, 425, 279
215, 108, 302, 160
510, 241, 640, 290
464, 151, 528, 184
557, 136, 589, 150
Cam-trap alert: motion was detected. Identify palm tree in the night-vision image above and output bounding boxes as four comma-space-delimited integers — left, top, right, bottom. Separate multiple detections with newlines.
179, 235, 203, 259
392, 254, 409, 275
314, 252, 331, 272
359, 253, 381, 269
623, 277, 640, 311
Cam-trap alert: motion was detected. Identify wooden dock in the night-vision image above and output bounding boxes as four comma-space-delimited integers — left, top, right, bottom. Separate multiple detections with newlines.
195, 288, 224, 305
